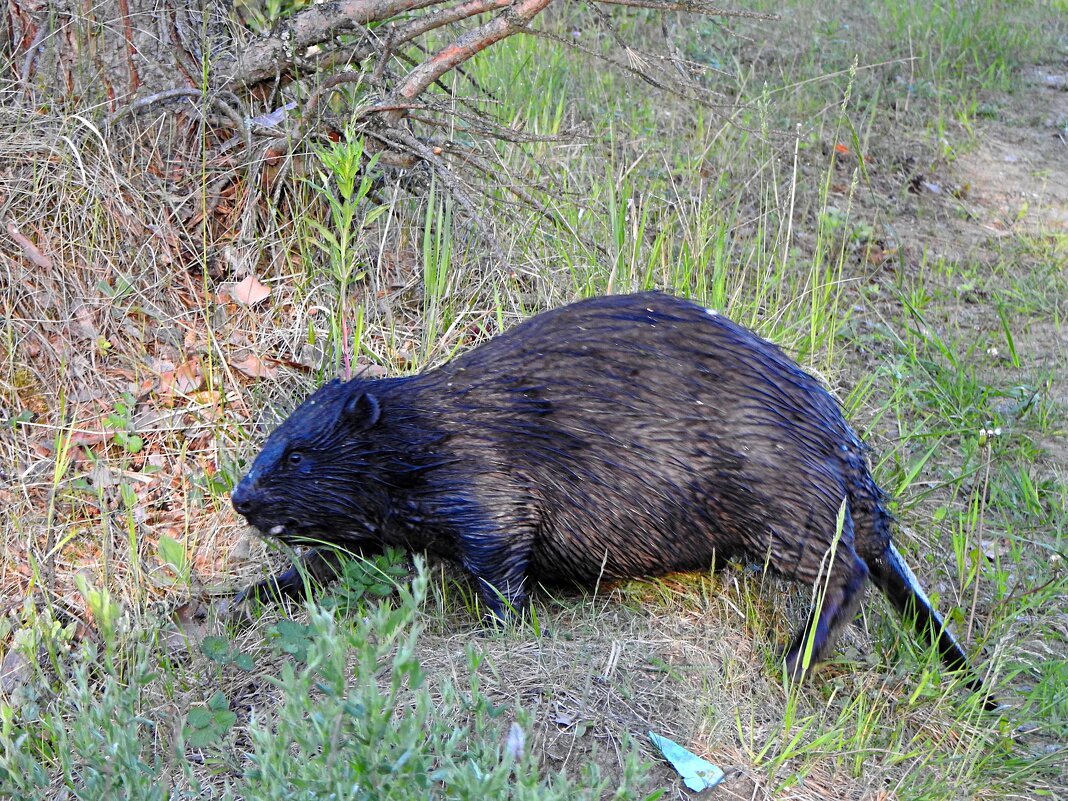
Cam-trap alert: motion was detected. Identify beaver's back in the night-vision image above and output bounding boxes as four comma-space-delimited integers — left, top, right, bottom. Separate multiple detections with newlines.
410, 293, 889, 585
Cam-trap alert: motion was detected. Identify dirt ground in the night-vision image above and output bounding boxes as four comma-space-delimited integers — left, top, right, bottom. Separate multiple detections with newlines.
921, 65, 1068, 463
957, 68, 1068, 235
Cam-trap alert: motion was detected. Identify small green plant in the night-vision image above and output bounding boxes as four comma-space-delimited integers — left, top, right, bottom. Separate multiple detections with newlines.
306, 133, 383, 290
304, 130, 385, 372
200, 635, 255, 671
266, 619, 316, 663
5, 601, 78, 681
73, 574, 121, 648
183, 691, 237, 748
0, 644, 168, 800
234, 561, 652, 800
0, 561, 652, 800
157, 534, 192, 586
323, 547, 411, 614
103, 393, 144, 454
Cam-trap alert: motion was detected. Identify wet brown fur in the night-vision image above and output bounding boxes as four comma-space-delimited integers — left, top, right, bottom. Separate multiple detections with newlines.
232, 292, 985, 695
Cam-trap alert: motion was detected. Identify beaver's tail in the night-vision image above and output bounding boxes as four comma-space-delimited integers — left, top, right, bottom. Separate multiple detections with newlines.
868, 542, 996, 709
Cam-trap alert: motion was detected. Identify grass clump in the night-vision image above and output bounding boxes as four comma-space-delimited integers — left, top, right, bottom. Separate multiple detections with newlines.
0, 560, 653, 800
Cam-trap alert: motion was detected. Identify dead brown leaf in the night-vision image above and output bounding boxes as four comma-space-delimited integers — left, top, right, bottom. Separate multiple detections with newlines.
69, 429, 113, 448
0, 649, 32, 694
164, 599, 214, 653
232, 353, 278, 379
6, 220, 53, 268
866, 246, 898, 266
231, 275, 271, 306
173, 359, 203, 395
72, 305, 99, 342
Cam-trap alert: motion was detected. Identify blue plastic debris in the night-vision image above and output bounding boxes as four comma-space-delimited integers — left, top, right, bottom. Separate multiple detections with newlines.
648, 731, 725, 792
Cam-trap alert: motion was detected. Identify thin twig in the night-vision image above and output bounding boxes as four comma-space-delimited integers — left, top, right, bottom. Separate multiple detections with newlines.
18, 23, 49, 93
367, 96, 581, 145
385, 0, 555, 123
106, 88, 204, 127
304, 72, 372, 122
376, 124, 508, 263
592, 0, 777, 19
530, 25, 739, 110
387, 0, 513, 51
209, 97, 253, 155
444, 145, 607, 259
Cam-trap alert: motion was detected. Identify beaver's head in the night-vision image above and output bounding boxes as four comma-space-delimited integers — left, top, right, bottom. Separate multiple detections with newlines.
231, 378, 402, 548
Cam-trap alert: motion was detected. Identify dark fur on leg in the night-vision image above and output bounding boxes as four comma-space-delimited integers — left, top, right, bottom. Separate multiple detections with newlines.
234, 547, 346, 605
785, 551, 869, 682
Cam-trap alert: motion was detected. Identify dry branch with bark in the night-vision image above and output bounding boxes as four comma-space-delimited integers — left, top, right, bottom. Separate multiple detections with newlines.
3, 0, 774, 244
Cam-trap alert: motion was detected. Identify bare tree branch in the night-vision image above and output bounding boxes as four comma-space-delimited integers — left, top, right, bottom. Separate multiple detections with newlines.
225, 0, 447, 87
13, 0, 774, 256
385, 0, 515, 51
383, 0, 555, 123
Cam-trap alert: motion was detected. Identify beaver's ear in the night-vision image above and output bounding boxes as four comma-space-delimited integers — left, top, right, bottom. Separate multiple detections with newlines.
341, 390, 381, 430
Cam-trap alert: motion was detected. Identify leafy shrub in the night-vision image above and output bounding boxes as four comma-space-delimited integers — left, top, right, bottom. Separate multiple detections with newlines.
0, 560, 652, 801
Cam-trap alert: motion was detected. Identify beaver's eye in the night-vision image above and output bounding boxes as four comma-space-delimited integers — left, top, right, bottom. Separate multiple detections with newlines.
288, 451, 303, 466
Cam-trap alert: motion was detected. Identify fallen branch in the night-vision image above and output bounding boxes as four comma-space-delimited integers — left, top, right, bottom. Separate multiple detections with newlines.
90, 0, 775, 254
384, 0, 555, 122
225, 0, 446, 87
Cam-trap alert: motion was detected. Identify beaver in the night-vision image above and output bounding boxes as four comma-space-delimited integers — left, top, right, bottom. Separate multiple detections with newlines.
231, 291, 985, 694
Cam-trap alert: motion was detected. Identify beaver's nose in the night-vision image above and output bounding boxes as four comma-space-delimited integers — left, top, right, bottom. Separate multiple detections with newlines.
231, 482, 256, 516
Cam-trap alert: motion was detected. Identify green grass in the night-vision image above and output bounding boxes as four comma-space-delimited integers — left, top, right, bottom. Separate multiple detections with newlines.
1, 562, 654, 800
2, 0, 1067, 799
